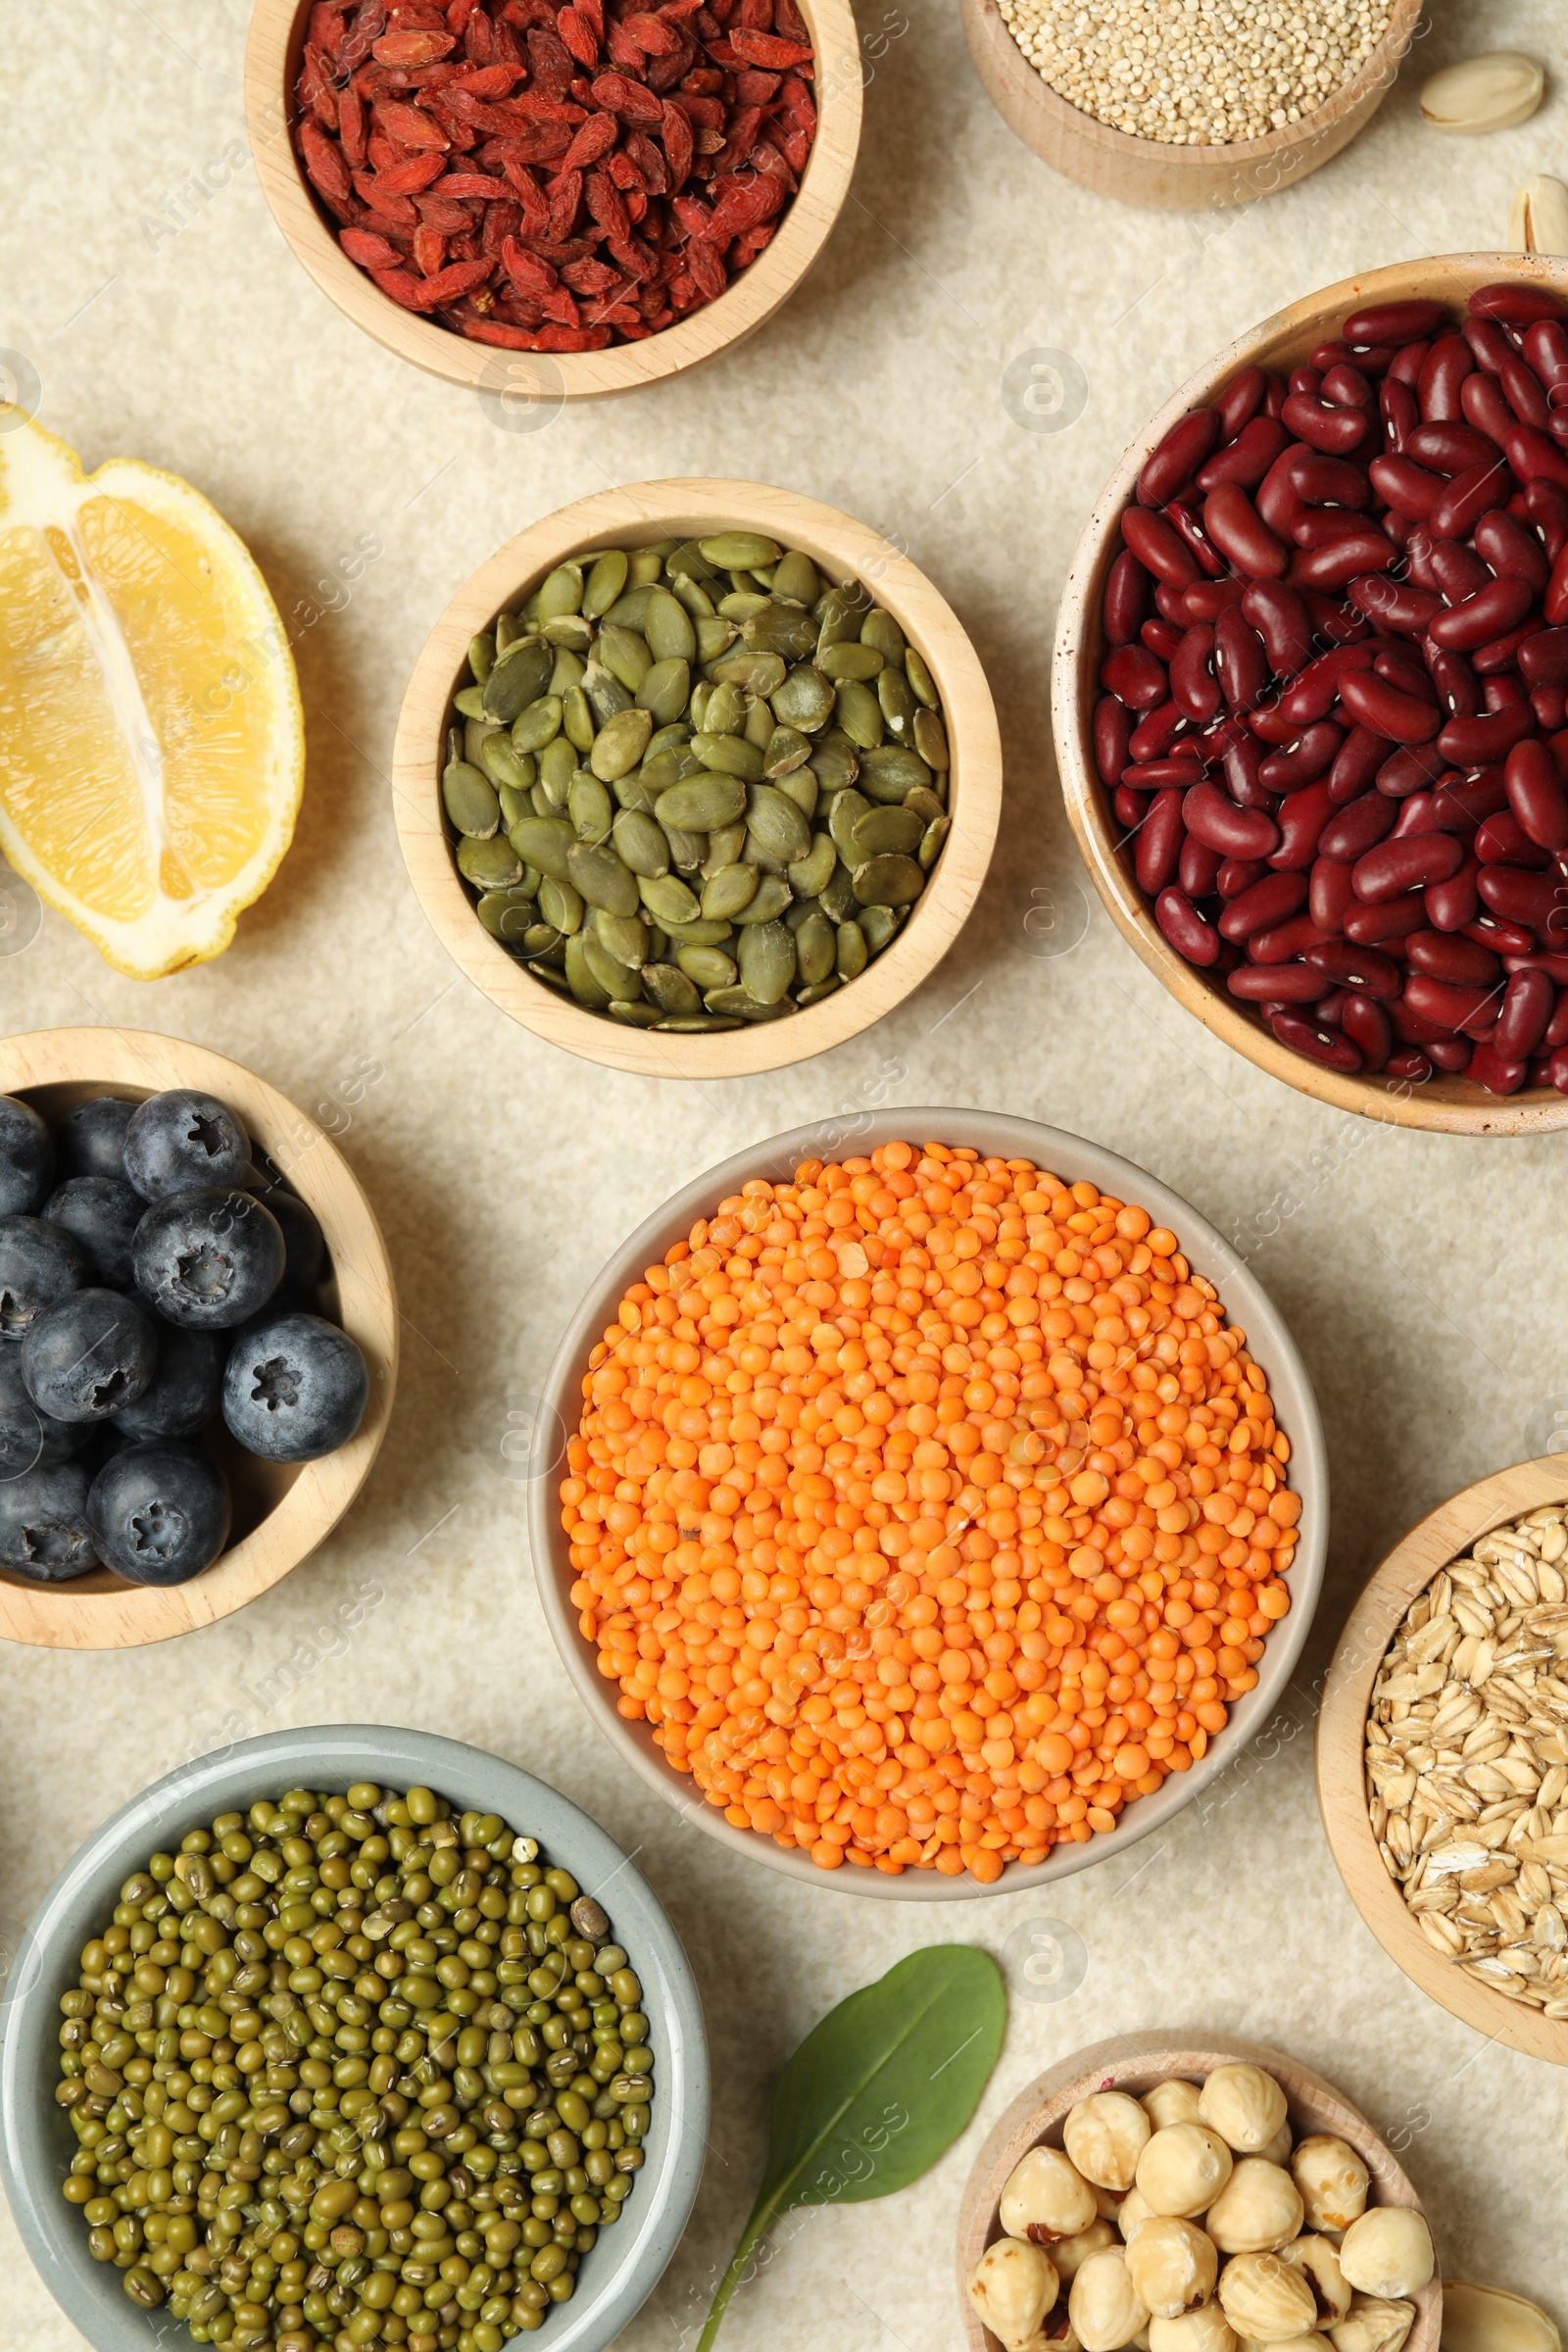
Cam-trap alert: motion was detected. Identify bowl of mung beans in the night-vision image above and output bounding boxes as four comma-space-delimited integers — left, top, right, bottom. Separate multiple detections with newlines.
529, 1106, 1328, 1898
0, 1723, 708, 2352
392, 479, 1003, 1078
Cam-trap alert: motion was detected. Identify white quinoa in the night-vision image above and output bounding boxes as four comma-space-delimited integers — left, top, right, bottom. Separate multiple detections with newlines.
995, 0, 1393, 145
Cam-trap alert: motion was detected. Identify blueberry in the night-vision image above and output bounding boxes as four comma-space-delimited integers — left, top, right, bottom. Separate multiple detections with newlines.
0, 1461, 98, 1581
23, 1288, 159, 1423
0, 1095, 53, 1216
0, 1349, 82, 1475
122, 1089, 252, 1202
222, 1312, 369, 1462
43, 1176, 143, 1288
113, 1326, 227, 1441
132, 1188, 285, 1330
54, 1095, 135, 1181
87, 1441, 230, 1584
0, 1216, 88, 1344
260, 1188, 325, 1295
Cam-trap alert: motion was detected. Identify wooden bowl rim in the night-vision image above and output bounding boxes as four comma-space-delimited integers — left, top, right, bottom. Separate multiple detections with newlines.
960, 0, 1426, 180
242, 0, 862, 399
527, 1105, 1329, 1896
1052, 250, 1568, 1136
1315, 1451, 1568, 2069
955, 2030, 1442, 2352
0, 1029, 399, 1652
391, 476, 1004, 1079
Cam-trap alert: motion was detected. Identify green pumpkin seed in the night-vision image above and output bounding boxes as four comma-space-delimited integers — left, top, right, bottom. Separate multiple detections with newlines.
852, 804, 924, 859
509, 815, 574, 880
539, 564, 584, 621
703, 984, 767, 1016
608, 999, 663, 1027
644, 587, 697, 663
731, 872, 793, 926
531, 960, 570, 991
498, 781, 533, 829
539, 874, 585, 934
590, 906, 648, 968
788, 832, 837, 901
736, 918, 797, 1004
835, 920, 869, 980
657, 1014, 743, 1032
467, 631, 496, 685
853, 853, 924, 907
695, 615, 738, 662
878, 665, 917, 737
638, 871, 701, 927
797, 977, 842, 1006
636, 657, 691, 727
588, 707, 653, 783
858, 744, 931, 803
544, 612, 592, 649
612, 809, 669, 877
905, 783, 947, 826
612, 771, 657, 813
905, 644, 939, 708
582, 662, 632, 727
513, 695, 564, 754
919, 816, 951, 869
583, 549, 629, 618
689, 681, 713, 732
660, 820, 706, 871
666, 539, 723, 585
710, 649, 787, 697
529, 781, 557, 817
565, 686, 599, 753
582, 933, 641, 1000
858, 906, 903, 953
597, 624, 651, 695
704, 820, 748, 872
834, 679, 884, 750
820, 860, 858, 923
443, 760, 501, 839
808, 731, 860, 791
642, 747, 707, 796
701, 862, 760, 921
746, 784, 812, 864
763, 723, 812, 777
657, 771, 748, 831
775, 768, 817, 821
475, 886, 536, 943
566, 840, 640, 915
564, 932, 611, 1006
538, 736, 576, 797
700, 531, 782, 570
458, 834, 524, 889
549, 646, 586, 696
495, 611, 525, 654
478, 733, 532, 794
639, 963, 701, 1016
742, 601, 819, 661
716, 590, 768, 622
860, 608, 905, 663
662, 916, 736, 947
605, 585, 653, 633
670, 573, 716, 620
483, 637, 554, 721
815, 585, 869, 652
772, 550, 819, 607
568, 773, 614, 844
913, 708, 950, 768
745, 699, 775, 753
628, 548, 666, 589
784, 894, 820, 931
675, 944, 737, 988
463, 716, 497, 766
454, 683, 488, 719
818, 641, 884, 682
693, 732, 764, 782
794, 910, 836, 986
702, 680, 744, 737
828, 788, 873, 868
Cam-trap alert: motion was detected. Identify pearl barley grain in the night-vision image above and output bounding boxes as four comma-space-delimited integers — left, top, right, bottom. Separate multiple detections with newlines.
995, 0, 1394, 146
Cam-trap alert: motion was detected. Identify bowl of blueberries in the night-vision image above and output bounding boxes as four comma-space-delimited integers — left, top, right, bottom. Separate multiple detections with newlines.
0, 1030, 398, 1650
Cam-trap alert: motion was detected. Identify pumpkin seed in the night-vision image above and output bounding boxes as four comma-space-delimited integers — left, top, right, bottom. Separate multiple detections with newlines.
582, 933, 641, 1000
641, 961, 702, 1015
705, 680, 748, 737
788, 832, 837, 901
797, 977, 841, 1006
599, 623, 653, 694
539, 563, 584, 619
637, 656, 691, 726
542, 613, 593, 651
820, 863, 857, 923
694, 732, 765, 781
746, 784, 812, 864
763, 723, 813, 777
454, 682, 488, 719
612, 770, 658, 814
468, 632, 496, 685
582, 662, 632, 726
835, 679, 884, 750
705, 821, 748, 873
731, 873, 793, 926
701, 862, 760, 920
657, 771, 748, 831
479, 732, 533, 792
905, 783, 947, 826
549, 645, 586, 696
638, 871, 701, 927
644, 586, 697, 662
671, 574, 715, 622
567, 773, 614, 844
919, 816, 951, 868
590, 707, 655, 783
878, 664, 917, 737
592, 906, 649, 968
498, 782, 534, 829
564, 932, 611, 1006
660, 820, 706, 871
736, 919, 797, 1003
815, 586, 867, 651
657, 1014, 743, 1032
761, 663, 831, 735
710, 649, 788, 696
483, 637, 553, 721
808, 732, 860, 791
604, 585, 654, 633
913, 708, 950, 769
700, 531, 782, 570
794, 910, 837, 986
457, 835, 524, 889
835, 920, 868, 980
775, 768, 817, 821
642, 747, 707, 796
531, 959, 570, 990
443, 760, 501, 839
583, 549, 629, 618
743, 601, 819, 661
662, 916, 736, 947
522, 923, 566, 960
853, 853, 924, 907
696, 615, 739, 662
853, 805, 924, 859
538, 738, 576, 798
464, 716, 496, 766
628, 548, 666, 589
566, 840, 640, 915
563, 686, 596, 753
829, 789, 873, 868
539, 874, 584, 935
675, 944, 738, 989
772, 550, 819, 607
608, 999, 664, 1026
495, 611, 525, 653
858, 904, 902, 951
717, 590, 768, 622
858, 745, 931, 803
612, 810, 669, 877
475, 886, 536, 943
689, 681, 713, 732
510, 815, 575, 880
818, 641, 885, 682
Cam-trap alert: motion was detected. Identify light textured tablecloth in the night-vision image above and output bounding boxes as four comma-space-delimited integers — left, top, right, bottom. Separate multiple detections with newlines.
3, 0, 1567, 2341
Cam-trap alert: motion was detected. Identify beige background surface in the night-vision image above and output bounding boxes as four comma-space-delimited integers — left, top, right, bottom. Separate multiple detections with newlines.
3, 0, 1567, 2341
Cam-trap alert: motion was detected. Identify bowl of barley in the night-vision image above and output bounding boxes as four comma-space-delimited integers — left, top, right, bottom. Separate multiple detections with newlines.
1317, 1454, 1568, 2067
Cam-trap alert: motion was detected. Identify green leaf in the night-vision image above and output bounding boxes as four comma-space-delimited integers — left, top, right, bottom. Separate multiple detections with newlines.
697, 1944, 1005, 2350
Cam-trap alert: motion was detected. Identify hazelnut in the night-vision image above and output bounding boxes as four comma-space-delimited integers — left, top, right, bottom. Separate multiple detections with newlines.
1279, 2236, 1350, 2327
1118, 2186, 1155, 2243
1216, 2252, 1319, 2343
1066, 2092, 1153, 2192
1070, 2248, 1152, 2352
1291, 2135, 1370, 2234
1337, 2211, 1434, 2301
1143, 2081, 1204, 2133
1257, 2119, 1294, 2169
1199, 2064, 1289, 2155
1150, 2310, 1240, 2352
1055, 2222, 1119, 2284
1096, 2183, 1133, 2223
1204, 2159, 1304, 2255
1123, 2215, 1218, 2320
1135, 2123, 1234, 2219
968, 2237, 1060, 2351
1327, 2297, 1417, 2352
1003, 2147, 1100, 2245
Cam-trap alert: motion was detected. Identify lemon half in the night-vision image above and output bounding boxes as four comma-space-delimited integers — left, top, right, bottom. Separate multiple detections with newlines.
0, 417, 304, 978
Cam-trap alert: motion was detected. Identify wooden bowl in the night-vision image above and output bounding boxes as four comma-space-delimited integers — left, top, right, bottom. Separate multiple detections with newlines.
1054, 251, 1568, 1137
956, 2031, 1442, 2352
960, 0, 1423, 211
393, 478, 1003, 1078
1316, 1453, 1568, 2069
0, 1030, 398, 1651
529, 1108, 1329, 1897
243, 0, 860, 400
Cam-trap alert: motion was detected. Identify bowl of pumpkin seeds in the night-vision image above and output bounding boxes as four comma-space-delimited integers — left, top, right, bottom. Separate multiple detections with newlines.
393, 482, 1003, 1076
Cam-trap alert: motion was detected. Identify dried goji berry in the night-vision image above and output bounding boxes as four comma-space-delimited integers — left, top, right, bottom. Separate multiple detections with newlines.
300, 117, 354, 210
309, 2, 347, 57
339, 226, 405, 269
373, 26, 457, 62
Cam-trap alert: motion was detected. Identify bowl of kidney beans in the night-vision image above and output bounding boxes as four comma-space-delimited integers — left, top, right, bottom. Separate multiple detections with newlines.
1055, 258, 1568, 1132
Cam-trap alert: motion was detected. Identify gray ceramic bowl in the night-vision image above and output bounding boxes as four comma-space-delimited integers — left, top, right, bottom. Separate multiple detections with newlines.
0, 1724, 708, 2352
530, 1108, 1328, 1899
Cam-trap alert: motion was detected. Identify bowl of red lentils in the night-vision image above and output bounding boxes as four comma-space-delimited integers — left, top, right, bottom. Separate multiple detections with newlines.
529, 1109, 1327, 1895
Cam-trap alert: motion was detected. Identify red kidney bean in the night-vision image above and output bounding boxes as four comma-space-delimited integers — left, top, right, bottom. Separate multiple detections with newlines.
1475, 617, 1544, 675
1519, 629, 1568, 686
1429, 542, 1493, 605
1213, 606, 1268, 710
1290, 533, 1398, 592
1407, 928, 1499, 985
1432, 768, 1507, 828
1479, 863, 1568, 931
1169, 623, 1221, 721
1347, 299, 1447, 346
1428, 575, 1535, 652
1473, 508, 1550, 588
1322, 363, 1375, 411
1377, 743, 1448, 798
1303, 592, 1370, 647
1353, 831, 1465, 902
1375, 645, 1437, 698
1427, 648, 1481, 717
1468, 910, 1538, 956
1216, 856, 1268, 899
1267, 1010, 1362, 1070
1391, 791, 1440, 838
1304, 938, 1402, 997
1291, 367, 1324, 401
1419, 334, 1474, 421
1500, 355, 1550, 428
1095, 697, 1135, 785
1348, 577, 1444, 634
1380, 375, 1419, 454
1296, 509, 1383, 552
1527, 477, 1568, 561
1183, 779, 1278, 858
1228, 961, 1323, 1003
1470, 282, 1568, 325
1405, 972, 1500, 1035
1406, 420, 1497, 473
1504, 737, 1568, 848
1254, 447, 1311, 539
1222, 734, 1273, 808
1436, 705, 1536, 763
1179, 834, 1223, 900
1217, 869, 1307, 941
1135, 787, 1185, 894
1478, 808, 1549, 866
1165, 500, 1229, 577
1462, 317, 1513, 375
1281, 393, 1369, 456
1338, 668, 1443, 744
1310, 856, 1356, 931
1320, 792, 1396, 860
1122, 507, 1201, 587
1139, 409, 1222, 507
1464, 1040, 1526, 1090
1104, 550, 1151, 645
1263, 375, 1288, 419
1386, 1044, 1434, 1077
1384, 508, 1413, 549
1545, 987, 1568, 1046
1101, 643, 1168, 710
1533, 686, 1568, 729
1329, 725, 1390, 803
1250, 699, 1305, 746
1424, 858, 1481, 932
1113, 784, 1146, 827
1368, 453, 1442, 517
1259, 722, 1343, 792
1199, 484, 1284, 579
1130, 700, 1195, 760
1240, 580, 1311, 674
1155, 885, 1221, 965
1544, 547, 1568, 627
1121, 757, 1204, 790
1275, 644, 1374, 724
1197, 416, 1289, 492
1287, 452, 1371, 508
1428, 1037, 1477, 1073
1216, 365, 1267, 438
1524, 318, 1568, 406
1510, 949, 1568, 981
1494, 966, 1554, 1057
1346, 894, 1427, 944
1341, 992, 1394, 1069
1430, 458, 1512, 540
1141, 617, 1187, 662
1153, 580, 1193, 627
1403, 529, 1443, 591
1460, 371, 1516, 449
1267, 779, 1334, 870
1504, 420, 1568, 492
1249, 912, 1330, 962
1183, 578, 1249, 621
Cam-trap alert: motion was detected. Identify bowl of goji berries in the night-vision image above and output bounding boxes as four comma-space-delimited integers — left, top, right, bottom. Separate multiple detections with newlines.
244, 0, 862, 398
